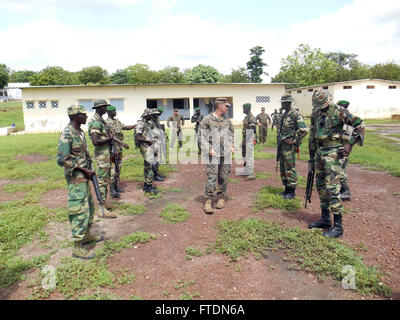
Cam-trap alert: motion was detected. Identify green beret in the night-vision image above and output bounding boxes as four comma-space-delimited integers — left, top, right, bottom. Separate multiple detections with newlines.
243, 103, 251, 108
337, 100, 350, 107
106, 105, 116, 112
195, 107, 200, 112
157, 106, 164, 113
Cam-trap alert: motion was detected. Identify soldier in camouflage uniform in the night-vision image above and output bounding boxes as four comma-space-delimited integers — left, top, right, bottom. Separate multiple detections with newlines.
308, 89, 364, 238
167, 108, 185, 148
201, 98, 235, 214
57, 105, 104, 259
256, 107, 272, 144
277, 93, 309, 199
191, 107, 204, 155
241, 103, 258, 181
88, 99, 117, 218
150, 107, 167, 181
271, 109, 279, 131
105, 105, 136, 196
135, 109, 159, 194
337, 100, 352, 201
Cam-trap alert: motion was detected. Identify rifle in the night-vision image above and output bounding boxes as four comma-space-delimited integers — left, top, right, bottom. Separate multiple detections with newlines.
304, 157, 315, 209
88, 157, 106, 217
110, 138, 121, 185
276, 112, 286, 172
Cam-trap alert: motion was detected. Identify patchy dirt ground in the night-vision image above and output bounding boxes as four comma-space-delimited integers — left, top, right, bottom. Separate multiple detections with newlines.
15, 154, 51, 164
1, 146, 399, 300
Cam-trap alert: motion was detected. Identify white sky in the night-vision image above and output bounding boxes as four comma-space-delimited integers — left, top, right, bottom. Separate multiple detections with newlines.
0, 0, 399, 81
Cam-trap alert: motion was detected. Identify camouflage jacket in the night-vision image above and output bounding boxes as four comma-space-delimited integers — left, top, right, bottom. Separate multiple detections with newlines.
278, 108, 309, 144
191, 113, 204, 132
309, 103, 365, 155
256, 112, 272, 126
135, 117, 157, 145
57, 124, 90, 183
88, 112, 110, 152
167, 113, 185, 129
106, 117, 125, 153
201, 113, 234, 157
242, 112, 257, 137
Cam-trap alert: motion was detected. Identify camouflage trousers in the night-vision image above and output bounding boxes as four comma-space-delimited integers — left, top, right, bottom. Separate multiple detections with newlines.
94, 148, 111, 202
258, 125, 268, 143
279, 142, 298, 188
139, 143, 154, 185
111, 152, 123, 184
67, 180, 95, 241
315, 147, 347, 216
205, 157, 231, 199
340, 157, 349, 188
195, 130, 201, 154
169, 128, 183, 148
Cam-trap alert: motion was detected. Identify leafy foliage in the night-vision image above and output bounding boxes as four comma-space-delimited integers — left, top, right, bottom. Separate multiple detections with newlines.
185, 64, 221, 83
247, 46, 268, 83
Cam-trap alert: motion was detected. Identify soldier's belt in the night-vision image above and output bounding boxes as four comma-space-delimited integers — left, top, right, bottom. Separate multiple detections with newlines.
316, 140, 341, 148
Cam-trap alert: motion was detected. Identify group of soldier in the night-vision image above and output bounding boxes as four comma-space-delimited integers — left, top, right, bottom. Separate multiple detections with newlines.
57, 89, 364, 259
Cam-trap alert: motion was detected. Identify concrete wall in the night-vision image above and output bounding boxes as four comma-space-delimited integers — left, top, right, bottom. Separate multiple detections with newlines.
21, 84, 286, 133
289, 79, 400, 119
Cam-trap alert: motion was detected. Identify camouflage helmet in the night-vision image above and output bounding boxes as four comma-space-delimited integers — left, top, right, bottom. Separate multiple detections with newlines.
141, 108, 152, 118
93, 99, 110, 109
280, 93, 294, 103
150, 108, 162, 116
312, 88, 333, 110
67, 104, 87, 116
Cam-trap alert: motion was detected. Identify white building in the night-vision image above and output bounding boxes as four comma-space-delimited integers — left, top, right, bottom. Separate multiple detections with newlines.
21, 83, 286, 133
288, 79, 400, 119
0, 83, 30, 101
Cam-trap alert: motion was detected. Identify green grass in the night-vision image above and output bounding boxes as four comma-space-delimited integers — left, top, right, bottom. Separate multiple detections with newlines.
365, 119, 400, 125
159, 203, 191, 224
255, 172, 273, 180
0, 101, 24, 130
185, 246, 204, 260
214, 218, 391, 297
174, 279, 195, 290
117, 203, 147, 216
254, 186, 302, 212
77, 293, 120, 300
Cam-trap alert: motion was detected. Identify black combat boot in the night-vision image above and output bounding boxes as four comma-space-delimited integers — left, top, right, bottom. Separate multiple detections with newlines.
152, 164, 165, 182
340, 186, 352, 201
116, 183, 125, 193
308, 208, 332, 229
283, 187, 296, 200
143, 183, 159, 195
323, 214, 343, 238
110, 183, 121, 198
278, 185, 288, 198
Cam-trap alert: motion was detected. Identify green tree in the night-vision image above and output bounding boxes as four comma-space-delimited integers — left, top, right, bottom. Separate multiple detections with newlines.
247, 46, 268, 83
369, 62, 400, 81
110, 69, 130, 84
158, 66, 184, 83
78, 66, 109, 84
0, 64, 10, 89
125, 64, 160, 84
185, 64, 221, 83
272, 44, 337, 87
9, 70, 36, 83
29, 66, 76, 86
221, 67, 250, 83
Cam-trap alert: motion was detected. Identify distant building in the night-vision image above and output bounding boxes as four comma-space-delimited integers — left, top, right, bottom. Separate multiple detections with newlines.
21, 83, 286, 133
288, 79, 400, 119
0, 83, 30, 101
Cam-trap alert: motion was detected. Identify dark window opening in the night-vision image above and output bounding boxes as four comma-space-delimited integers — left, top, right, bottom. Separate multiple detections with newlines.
308, 89, 313, 92
343, 86, 352, 89
146, 99, 157, 109
366, 85, 375, 89
389, 86, 397, 89
173, 99, 184, 109
323, 86, 328, 89
297, 90, 302, 94
193, 98, 199, 108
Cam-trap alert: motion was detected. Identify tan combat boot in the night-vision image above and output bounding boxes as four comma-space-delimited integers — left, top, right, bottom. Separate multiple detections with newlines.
215, 198, 225, 209
72, 240, 95, 259
105, 198, 116, 210
82, 228, 104, 245
203, 199, 214, 214
96, 205, 117, 219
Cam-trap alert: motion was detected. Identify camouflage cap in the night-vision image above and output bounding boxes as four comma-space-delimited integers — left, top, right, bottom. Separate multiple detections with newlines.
106, 105, 116, 112
280, 93, 294, 103
67, 104, 87, 116
141, 108, 152, 118
312, 88, 333, 110
93, 99, 110, 109
150, 108, 161, 116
